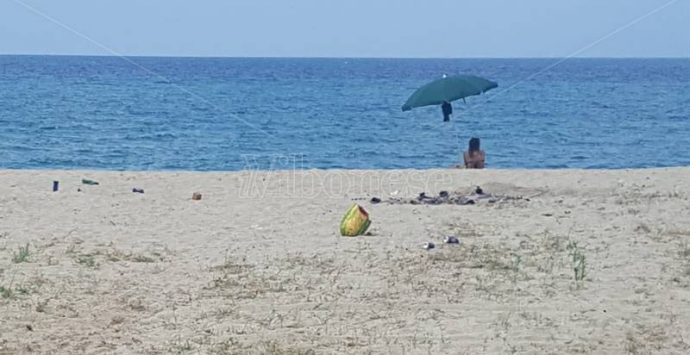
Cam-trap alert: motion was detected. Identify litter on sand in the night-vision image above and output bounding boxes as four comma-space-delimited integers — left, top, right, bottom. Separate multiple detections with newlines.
444, 236, 460, 244
340, 204, 371, 237
192, 192, 202, 200
368, 186, 526, 206
423, 242, 436, 250
132, 188, 144, 194
81, 179, 99, 185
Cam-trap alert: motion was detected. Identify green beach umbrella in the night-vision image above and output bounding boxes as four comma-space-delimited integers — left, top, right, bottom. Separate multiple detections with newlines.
401, 74, 498, 112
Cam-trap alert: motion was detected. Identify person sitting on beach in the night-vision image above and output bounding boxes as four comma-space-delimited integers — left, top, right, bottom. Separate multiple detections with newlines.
463, 137, 485, 169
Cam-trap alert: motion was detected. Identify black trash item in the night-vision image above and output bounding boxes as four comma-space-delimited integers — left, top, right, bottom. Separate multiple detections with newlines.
444, 236, 460, 244
132, 188, 145, 194
370, 197, 381, 204
423, 242, 436, 250
475, 186, 484, 195
455, 197, 476, 205
439, 191, 449, 198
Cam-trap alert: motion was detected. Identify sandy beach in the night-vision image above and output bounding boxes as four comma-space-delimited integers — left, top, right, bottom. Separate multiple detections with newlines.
1, 168, 690, 354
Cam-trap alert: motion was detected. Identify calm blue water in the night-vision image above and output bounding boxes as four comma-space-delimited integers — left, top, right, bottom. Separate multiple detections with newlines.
1, 56, 689, 170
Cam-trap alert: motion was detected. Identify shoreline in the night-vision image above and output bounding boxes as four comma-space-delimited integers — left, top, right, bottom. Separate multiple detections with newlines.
2, 165, 689, 176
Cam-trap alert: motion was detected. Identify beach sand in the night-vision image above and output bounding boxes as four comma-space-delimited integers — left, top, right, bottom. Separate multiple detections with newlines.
1, 168, 690, 354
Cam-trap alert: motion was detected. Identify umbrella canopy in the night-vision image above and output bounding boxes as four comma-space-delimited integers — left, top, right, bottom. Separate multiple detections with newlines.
402, 75, 498, 111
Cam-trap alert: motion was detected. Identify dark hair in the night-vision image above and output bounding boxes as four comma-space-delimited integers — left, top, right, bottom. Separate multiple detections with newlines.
469, 137, 481, 152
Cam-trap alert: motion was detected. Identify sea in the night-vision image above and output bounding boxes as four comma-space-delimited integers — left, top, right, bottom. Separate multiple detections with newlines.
1, 56, 688, 171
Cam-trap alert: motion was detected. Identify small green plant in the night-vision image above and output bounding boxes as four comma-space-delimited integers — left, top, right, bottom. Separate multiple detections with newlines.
76, 254, 97, 268
170, 337, 193, 354
12, 243, 30, 263
567, 241, 586, 283
0, 286, 12, 299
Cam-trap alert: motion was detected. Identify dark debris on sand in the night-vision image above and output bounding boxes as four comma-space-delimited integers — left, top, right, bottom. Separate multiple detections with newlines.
369, 186, 529, 206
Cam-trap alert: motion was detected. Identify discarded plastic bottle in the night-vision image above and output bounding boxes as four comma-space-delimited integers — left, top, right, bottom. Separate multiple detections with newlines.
52, 181, 59, 192
82, 179, 99, 185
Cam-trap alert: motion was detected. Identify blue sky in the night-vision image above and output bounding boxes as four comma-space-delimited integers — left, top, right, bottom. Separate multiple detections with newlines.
0, 0, 688, 57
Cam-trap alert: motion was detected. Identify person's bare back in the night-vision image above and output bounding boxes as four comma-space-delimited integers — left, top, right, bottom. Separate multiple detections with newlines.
463, 137, 485, 169
464, 150, 485, 169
